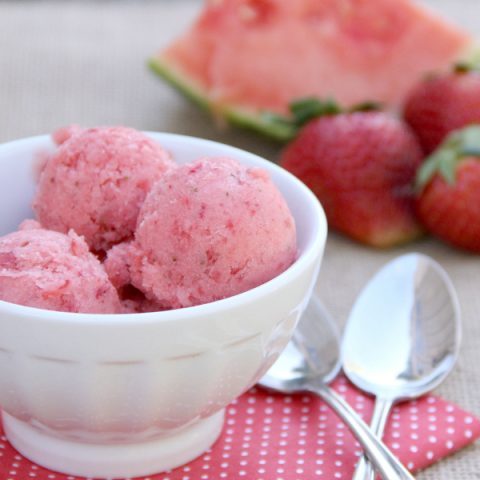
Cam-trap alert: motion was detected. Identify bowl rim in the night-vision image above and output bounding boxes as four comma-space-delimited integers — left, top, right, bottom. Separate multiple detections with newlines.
0, 132, 327, 325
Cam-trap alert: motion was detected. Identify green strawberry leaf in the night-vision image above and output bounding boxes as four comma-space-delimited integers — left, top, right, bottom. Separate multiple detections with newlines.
349, 101, 383, 112
416, 124, 480, 191
437, 149, 458, 185
259, 97, 381, 139
290, 97, 341, 127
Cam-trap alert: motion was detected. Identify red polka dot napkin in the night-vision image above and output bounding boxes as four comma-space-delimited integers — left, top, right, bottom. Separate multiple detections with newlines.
0, 376, 479, 480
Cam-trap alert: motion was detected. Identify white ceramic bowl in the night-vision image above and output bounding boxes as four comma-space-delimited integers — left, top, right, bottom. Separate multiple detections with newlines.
0, 132, 327, 478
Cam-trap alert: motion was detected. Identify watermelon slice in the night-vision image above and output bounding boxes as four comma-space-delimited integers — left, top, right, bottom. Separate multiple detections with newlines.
150, 0, 473, 141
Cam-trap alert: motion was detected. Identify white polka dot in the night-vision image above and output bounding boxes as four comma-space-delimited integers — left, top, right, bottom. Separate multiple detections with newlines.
446, 440, 454, 449
446, 416, 455, 423
407, 462, 415, 470
392, 442, 400, 450
465, 430, 473, 438
428, 435, 437, 443
410, 445, 418, 453
465, 416, 474, 424
426, 451, 434, 460
296, 468, 304, 474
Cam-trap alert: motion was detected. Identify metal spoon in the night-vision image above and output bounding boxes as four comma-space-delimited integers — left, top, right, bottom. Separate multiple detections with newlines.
258, 295, 415, 480
343, 253, 461, 480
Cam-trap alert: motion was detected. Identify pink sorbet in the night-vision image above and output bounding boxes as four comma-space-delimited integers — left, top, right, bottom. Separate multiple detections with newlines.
104, 243, 165, 313
115, 157, 297, 308
0, 222, 122, 313
33, 126, 176, 252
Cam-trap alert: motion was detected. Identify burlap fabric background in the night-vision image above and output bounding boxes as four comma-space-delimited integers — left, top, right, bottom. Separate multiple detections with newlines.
0, 0, 478, 477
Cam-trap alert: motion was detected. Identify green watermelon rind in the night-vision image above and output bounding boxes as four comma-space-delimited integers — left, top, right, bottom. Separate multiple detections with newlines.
148, 56, 295, 142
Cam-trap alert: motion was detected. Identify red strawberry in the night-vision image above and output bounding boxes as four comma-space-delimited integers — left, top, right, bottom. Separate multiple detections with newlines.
279, 105, 424, 247
416, 125, 480, 252
404, 65, 480, 154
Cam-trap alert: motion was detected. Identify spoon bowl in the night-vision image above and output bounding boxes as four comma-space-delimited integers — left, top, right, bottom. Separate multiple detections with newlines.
259, 296, 415, 480
343, 253, 461, 480
260, 296, 341, 392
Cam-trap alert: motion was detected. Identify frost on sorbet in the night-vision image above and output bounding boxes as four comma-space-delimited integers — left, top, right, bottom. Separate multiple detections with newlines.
0, 224, 122, 313
33, 126, 176, 252
124, 156, 297, 308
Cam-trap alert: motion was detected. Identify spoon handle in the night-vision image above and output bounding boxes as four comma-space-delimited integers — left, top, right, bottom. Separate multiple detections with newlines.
311, 384, 414, 480
353, 398, 395, 480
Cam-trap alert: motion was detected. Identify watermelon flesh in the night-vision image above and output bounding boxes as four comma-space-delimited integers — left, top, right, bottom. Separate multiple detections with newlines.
151, 0, 472, 140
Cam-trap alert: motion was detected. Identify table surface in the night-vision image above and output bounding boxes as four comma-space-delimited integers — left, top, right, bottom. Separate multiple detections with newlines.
0, 1, 479, 478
